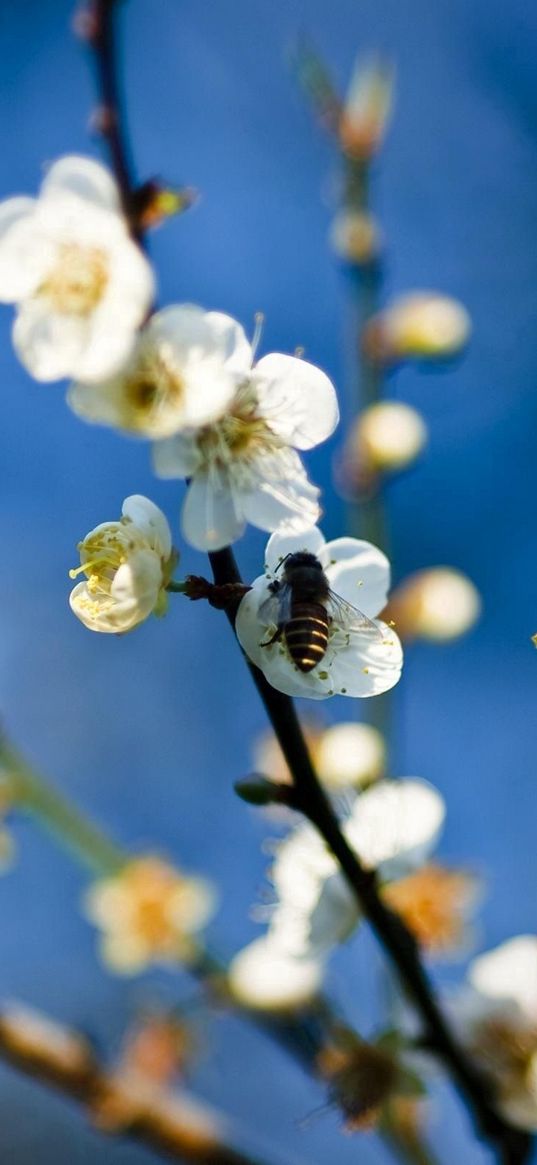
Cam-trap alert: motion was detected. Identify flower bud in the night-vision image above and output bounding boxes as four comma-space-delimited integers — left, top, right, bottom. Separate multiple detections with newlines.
354, 401, 427, 474
339, 56, 394, 160
385, 568, 481, 642
315, 722, 386, 789
363, 293, 471, 364
330, 209, 381, 266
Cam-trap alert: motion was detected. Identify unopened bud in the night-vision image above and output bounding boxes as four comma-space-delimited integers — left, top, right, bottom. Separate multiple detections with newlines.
330, 209, 381, 266
364, 293, 471, 364
356, 402, 427, 473
234, 776, 295, 807
339, 55, 394, 160
385, 568, 481, 642
316, 722, 386, 789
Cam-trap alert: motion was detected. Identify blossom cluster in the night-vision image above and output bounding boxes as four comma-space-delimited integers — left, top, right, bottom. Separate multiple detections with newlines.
0, 152, 410, 698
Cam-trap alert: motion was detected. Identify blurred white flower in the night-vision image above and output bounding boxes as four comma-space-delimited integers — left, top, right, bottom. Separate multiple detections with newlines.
364, 292, 470, 364
266, 778, 446, 960
315, 722, 386, 789
68, 304, 249, 439
354, 402, 427, 474
0, 155, 154, 381
228, 936, 323, 1012
69, 495, 175, 634
453, 937, 537, 1130
84, 856, 216, 975
253, 719, 385, 795
236, 527, 403, 699
386, 567, 481, 642
153, 345, 339, 551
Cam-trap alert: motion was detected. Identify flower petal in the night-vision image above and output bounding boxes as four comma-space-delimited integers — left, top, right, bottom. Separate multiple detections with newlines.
122, 496, 172, 560
181, 470, 246, 551
324, 619, 403, 697
70, 549, 162, 633
345, 778, 446, 880
324, 537, 391, 617
469, 937, 537, 1023
264, 526, 326, 575
0, 198, 51, 302
149, 304, 252, 375
152, 435, 202, 478
13, 301, 90, 381
40, 155, 121, 213
254, 353, 339, 449
228, 937, 324, 1011
239, 449, 321, 535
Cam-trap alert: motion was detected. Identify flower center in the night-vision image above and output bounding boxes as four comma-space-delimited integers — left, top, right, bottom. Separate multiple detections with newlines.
197, 382, 282, 468
41, 243, 109, 316
124, 862, 185, 952
69, 526, 135, 595
122, 345, 185, 429
471, 1017, 537, 1098
383, 864, 472, 952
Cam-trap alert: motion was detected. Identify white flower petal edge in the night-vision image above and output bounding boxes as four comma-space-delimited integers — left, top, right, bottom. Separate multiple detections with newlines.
254, 353, 339, 449
469, 936, 537, 1024
0, 154, 154, 381
68, 305, 251, 439
41, 155, 122, 212
344, 778, 446, 881
69, 495, 174, 634
152, 339, 338, 550
236, 527, 402, 700
447, 937, 537, 1131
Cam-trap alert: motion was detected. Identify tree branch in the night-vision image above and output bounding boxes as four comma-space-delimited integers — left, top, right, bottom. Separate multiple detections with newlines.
0, 1005, 290, 1165
208, 545, 532, 1165
85, 0, 140, 233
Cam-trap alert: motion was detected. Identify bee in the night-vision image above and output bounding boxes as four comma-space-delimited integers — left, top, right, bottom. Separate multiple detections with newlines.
259, 551, 382, 673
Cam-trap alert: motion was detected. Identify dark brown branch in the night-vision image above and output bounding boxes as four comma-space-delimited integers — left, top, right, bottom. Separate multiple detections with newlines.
208, 545, 532, 1165
0, 1006, 285, 1165
84, 0, 140, 235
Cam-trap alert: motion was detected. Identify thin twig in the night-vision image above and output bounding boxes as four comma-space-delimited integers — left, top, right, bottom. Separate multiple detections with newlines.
208, 545, 532, 1165
0, 1006, 285, 1165
87, 0, 139, 233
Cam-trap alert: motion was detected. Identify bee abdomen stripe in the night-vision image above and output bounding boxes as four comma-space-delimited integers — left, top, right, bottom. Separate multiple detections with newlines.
284, 624, 326, 643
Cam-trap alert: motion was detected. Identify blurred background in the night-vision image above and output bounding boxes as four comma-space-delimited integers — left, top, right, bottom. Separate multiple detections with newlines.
0, 0, 536, 1161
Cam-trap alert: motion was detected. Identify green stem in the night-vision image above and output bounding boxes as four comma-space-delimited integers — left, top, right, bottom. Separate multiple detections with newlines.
0, 742, 126, 876
166, 579, 190, 593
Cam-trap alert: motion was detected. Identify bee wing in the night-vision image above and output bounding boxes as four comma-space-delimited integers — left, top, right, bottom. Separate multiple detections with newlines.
258, 582, 293, 628
326, 589, 384, 642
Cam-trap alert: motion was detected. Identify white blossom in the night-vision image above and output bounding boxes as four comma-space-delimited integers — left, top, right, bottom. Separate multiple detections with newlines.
236, 527, 403, 699
451, 937, 537, 1130
152, 339, 339, 551
265, 779, 445, 961
68, 304, 249, 439
84, 856, 216, 975
0, 155, 154, 381
69, 495, 174, 634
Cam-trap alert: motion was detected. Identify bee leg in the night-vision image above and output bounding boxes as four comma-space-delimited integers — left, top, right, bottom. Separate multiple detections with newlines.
260, 626, 283, 648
